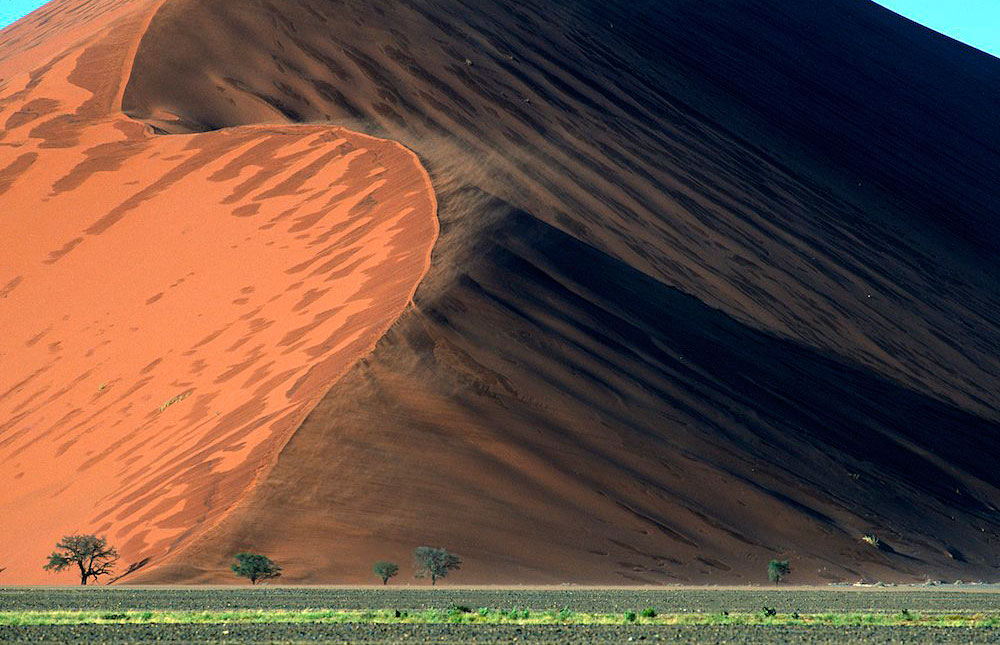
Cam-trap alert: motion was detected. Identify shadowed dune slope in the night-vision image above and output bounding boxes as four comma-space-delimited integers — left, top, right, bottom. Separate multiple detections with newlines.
0, 0, 437, 584
119, 0, 1000, 585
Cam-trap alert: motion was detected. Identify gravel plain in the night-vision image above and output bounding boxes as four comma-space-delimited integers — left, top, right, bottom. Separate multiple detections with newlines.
4, 586, 1000, 612
2, 587, 999, 643
3, 623, 1000, 644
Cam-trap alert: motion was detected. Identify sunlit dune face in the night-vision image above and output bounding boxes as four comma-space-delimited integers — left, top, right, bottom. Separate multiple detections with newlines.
0, 0, 437, 584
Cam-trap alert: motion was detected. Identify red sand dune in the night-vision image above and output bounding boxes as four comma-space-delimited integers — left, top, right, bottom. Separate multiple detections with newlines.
2, 0, 1000, 586
0, 0, 436, 584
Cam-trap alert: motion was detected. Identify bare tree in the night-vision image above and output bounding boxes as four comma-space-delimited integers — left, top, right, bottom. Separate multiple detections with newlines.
413, 546, 461, 585
44, 534, 119, 585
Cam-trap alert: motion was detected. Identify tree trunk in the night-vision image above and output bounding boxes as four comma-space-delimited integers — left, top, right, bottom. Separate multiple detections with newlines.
431, 575, 436, 586
382, 578, 388, 585
81, 573, 88, 585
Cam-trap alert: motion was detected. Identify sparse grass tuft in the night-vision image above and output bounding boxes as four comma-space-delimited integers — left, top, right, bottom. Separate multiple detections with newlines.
158, 391, 192, 412
1, 608, 997, 627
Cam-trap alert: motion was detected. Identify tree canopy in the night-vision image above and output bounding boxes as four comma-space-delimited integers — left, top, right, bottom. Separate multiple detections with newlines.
231, 552, 282, 585
43, 534, 119, 585
768, 559, 790, 584
413, 546, 461, 585
373, 560, 399, 585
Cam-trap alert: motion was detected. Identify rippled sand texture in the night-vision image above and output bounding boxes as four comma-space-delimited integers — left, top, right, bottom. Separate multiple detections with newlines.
120, 0, 1000, 585
0, 1, 437, 583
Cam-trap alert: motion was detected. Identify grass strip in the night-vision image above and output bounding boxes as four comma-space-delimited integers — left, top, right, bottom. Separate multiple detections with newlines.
1, 609, 999, 627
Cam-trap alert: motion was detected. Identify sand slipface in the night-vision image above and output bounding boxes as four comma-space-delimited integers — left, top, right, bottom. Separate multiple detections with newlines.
116, 0, 1000, 586
0, 1, 437, 584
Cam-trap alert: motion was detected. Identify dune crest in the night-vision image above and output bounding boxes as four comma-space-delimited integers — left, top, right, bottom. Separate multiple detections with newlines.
0, 0, 437, 584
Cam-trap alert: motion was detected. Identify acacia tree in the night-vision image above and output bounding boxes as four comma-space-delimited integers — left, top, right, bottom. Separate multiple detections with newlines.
231, 553, 282, 585
768, 559, 790, 584
413, 546, 461, 585
43, 534, 119, 585
373, 561, 399, 585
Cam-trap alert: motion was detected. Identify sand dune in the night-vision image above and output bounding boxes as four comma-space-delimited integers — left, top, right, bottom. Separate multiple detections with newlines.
2, 0, 999, 585
0, 0, 436, 584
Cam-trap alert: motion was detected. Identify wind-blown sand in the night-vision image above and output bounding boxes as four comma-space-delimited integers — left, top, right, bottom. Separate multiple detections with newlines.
2, 0, 999, 586
0, 0, 437, 584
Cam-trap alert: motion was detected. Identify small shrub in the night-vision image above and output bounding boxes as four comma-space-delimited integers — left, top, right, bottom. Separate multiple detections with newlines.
768, 559, 790, 584
762, 606, 777, 617
558, 607, 573, 621
861, 533, 881, 549
640, 607, 657, 618
450, 605, 473, 614
624, 610, 637, 622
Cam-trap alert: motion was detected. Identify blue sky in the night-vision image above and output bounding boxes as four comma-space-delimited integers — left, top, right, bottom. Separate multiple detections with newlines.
875, 0, 999, 58
0, 1, 997, 58
0, 1, 45, 29
1, 0, 46, 29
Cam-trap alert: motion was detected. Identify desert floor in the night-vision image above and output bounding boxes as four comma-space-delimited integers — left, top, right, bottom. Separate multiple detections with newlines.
2, 586, 999, 643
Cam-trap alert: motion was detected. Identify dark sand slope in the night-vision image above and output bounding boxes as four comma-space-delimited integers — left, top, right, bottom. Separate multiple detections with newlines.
119, 0, 1000, 584
0, 0, 437, 584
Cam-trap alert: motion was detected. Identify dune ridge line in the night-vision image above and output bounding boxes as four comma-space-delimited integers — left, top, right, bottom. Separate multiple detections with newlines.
0, 0, 439, 584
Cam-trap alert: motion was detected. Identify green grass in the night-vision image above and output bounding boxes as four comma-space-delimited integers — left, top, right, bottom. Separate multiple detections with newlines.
1, 609, 998, 627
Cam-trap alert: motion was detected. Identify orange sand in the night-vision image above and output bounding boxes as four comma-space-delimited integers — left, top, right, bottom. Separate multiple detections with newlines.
0, 0, 437, 584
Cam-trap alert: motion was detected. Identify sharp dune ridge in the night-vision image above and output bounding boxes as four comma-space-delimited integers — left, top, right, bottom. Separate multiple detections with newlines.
0, 0, 437, 584
1, 0, 999, 585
